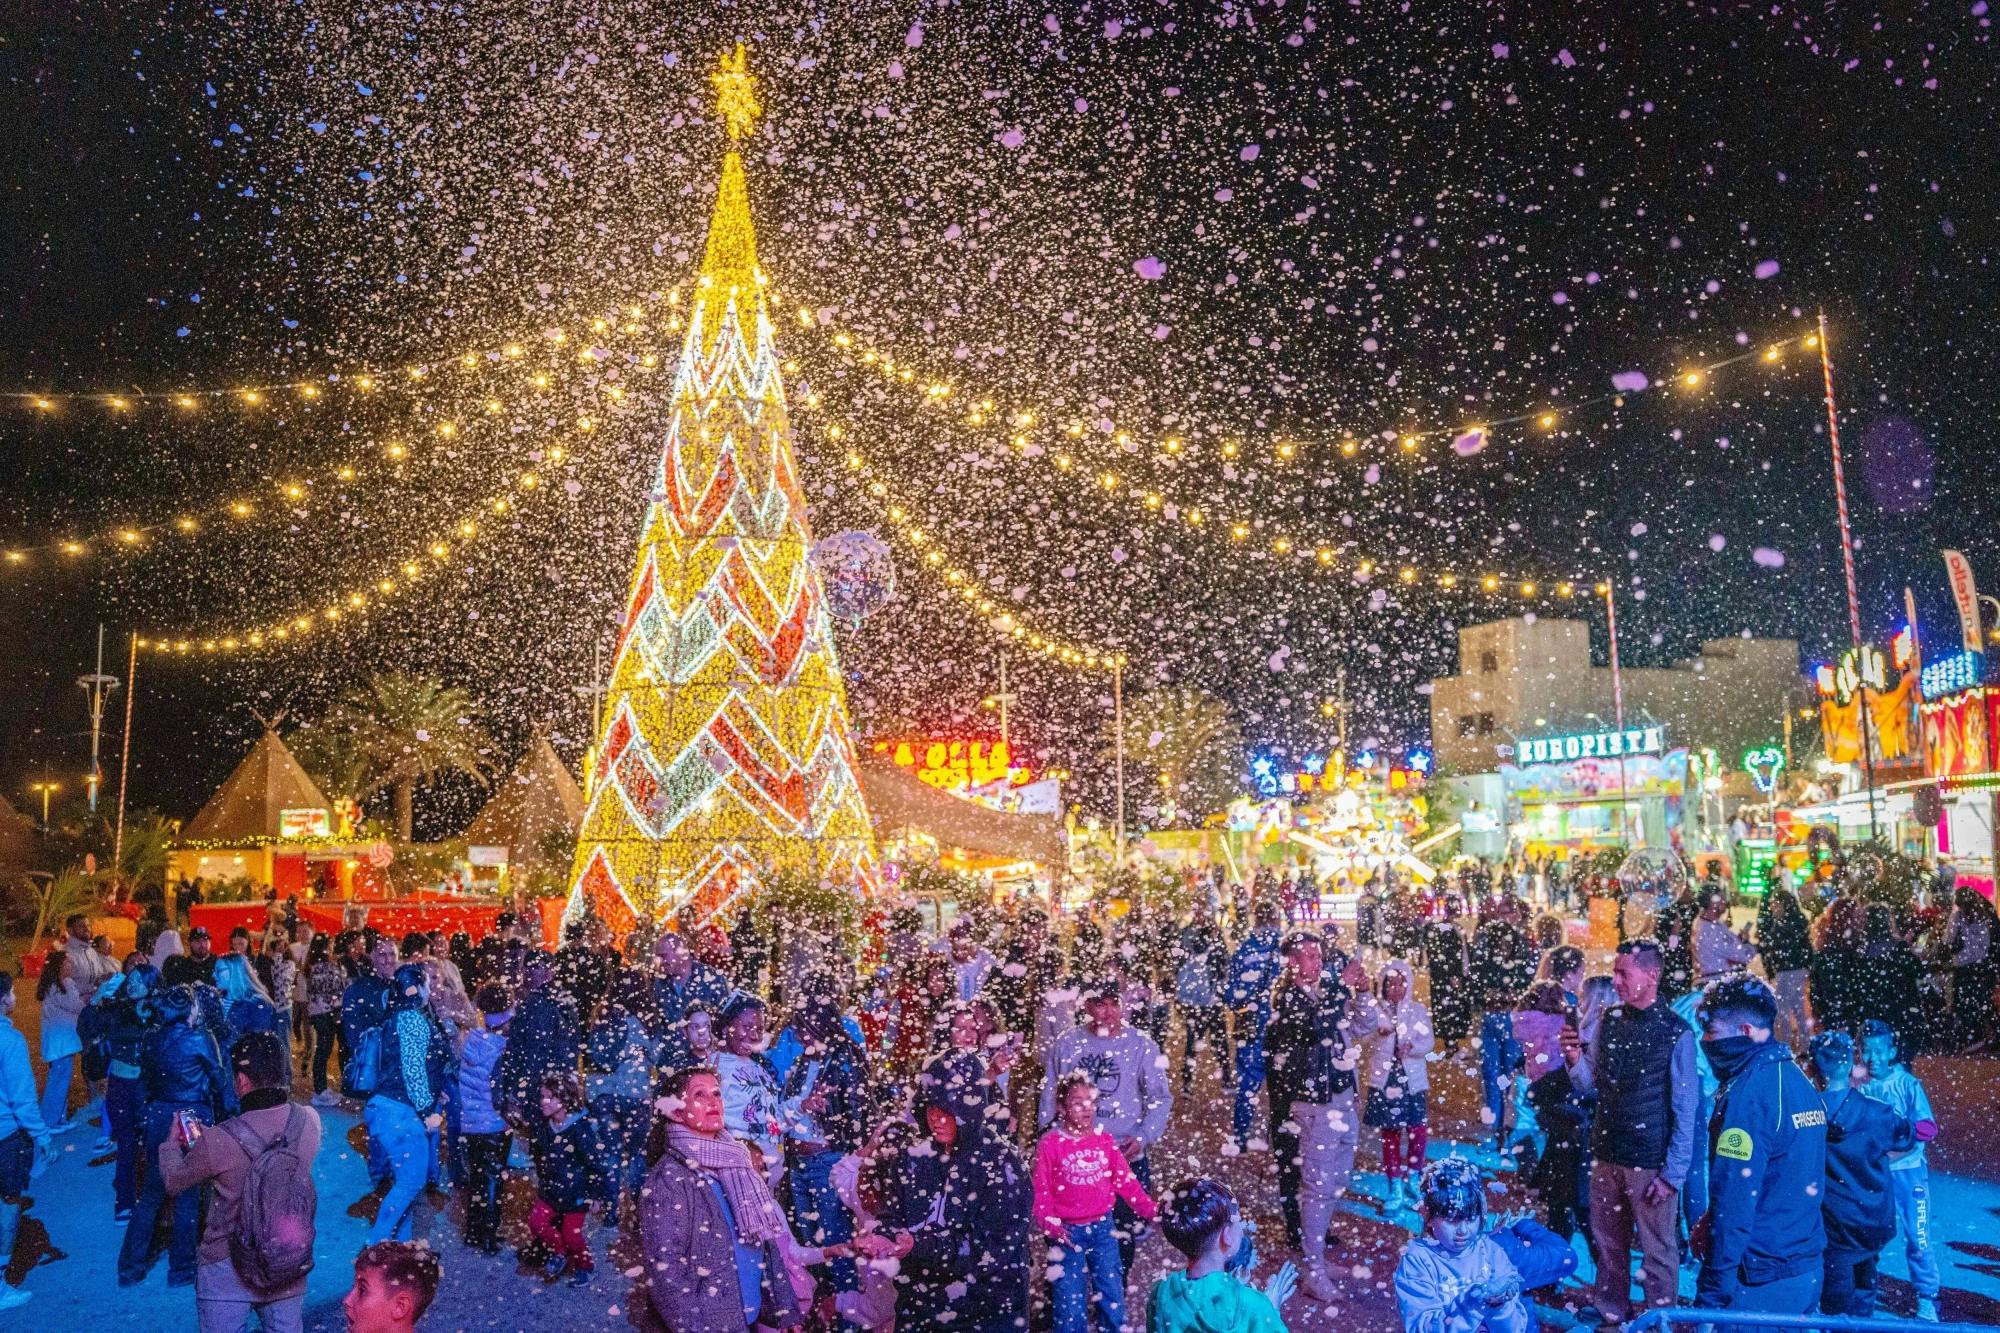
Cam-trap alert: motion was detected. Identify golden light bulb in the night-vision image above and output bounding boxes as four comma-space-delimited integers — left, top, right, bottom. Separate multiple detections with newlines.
504, 344, 524, 359
176, 396, 197, 409
1763, 347, 1781, 363
174, 517, 197, 532
1400, 434, 1419, 451
1230, 523, 1250, 540
119, 529, 141, 544
1482, 575, 1499, 591
1681, 370, 1703, 388
336, 466, 356, 481
300, 385, 319, 399
1400, 566, 1417, 582
385, 442, 408, 459
1340, 439, 1358, 456
485, 399, 503, 414
283, 484, 305, 500
457, 521, 477, 538
437, 421, 457, 437
403, 561, 421, 577
1538, 412, 1557, 429
1520, 581, 1537, 596
230, 501, 253, 517
1276, 442, 1297, 461
379, 579, 396, 594
1220, 441, 1240, 459
1316, 548, 1335, 566
240, 390, 261, 405
355, 375, 375, 391
108, 396, 128, 410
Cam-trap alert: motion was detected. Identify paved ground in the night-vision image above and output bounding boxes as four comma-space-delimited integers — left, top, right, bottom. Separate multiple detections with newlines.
8, 981, 2000, 1329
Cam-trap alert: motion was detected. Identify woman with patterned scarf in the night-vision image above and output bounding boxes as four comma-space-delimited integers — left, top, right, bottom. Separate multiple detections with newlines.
642, 1066, 806, 1332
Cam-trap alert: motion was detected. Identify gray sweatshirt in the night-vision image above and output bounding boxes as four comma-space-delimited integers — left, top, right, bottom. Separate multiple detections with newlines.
1038, 1022, 1174, 1149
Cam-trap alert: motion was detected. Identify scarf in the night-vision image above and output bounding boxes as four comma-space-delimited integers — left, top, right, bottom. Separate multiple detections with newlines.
666, 1123, 789, 1245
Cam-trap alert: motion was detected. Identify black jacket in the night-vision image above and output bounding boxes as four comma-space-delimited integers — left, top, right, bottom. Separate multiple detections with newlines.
1265, 967, 1357, 1106
140, 1021, 231, 1116
781, 1030, 871, 1156
1697, 1039, 1828, 1307
530, 1112, 600, 1213
495, 988, 581, 1126
1820, 1087, 1914, 1253
1754, 900, 1812, 975
898, 1089, 1033, 1323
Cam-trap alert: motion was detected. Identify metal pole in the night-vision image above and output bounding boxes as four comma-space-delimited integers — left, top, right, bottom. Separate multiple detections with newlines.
79, 622, 121, 813
112, 632, 138, 889
1336, 666, 1349, 785
1604, 583, 1634, 846
1819, 311, 1879, 841
1113, 661, 1126, 872
998, 646, 1010, 753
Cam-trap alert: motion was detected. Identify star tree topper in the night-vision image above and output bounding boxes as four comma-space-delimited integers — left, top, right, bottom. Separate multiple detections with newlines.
713, 42, 762, 142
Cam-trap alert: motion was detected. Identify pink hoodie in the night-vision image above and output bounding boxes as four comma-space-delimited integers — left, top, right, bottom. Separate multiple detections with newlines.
1031, 1127, 1157, 1240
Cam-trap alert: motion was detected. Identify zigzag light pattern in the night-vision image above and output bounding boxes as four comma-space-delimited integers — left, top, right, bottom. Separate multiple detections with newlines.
564, 134, 877, 935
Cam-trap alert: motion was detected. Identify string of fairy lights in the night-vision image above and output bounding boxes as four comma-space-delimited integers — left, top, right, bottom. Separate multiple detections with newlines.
780, 290, 1819, 568
0, 319, 677, 569
0, 297, 703, 410
129, 432, 590, 656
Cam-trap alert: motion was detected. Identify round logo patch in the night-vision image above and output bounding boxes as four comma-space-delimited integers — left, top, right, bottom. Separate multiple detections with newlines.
1715, 1127, 1755, 1162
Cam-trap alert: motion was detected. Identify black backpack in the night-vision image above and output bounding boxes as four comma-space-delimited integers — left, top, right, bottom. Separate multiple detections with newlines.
220, 1106, 317, 1291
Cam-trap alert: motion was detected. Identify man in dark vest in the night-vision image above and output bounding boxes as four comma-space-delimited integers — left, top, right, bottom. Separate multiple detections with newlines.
1562, 937, 1698, 1324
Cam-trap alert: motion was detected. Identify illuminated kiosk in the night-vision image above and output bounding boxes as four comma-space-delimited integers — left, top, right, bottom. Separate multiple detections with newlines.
169, 728, 388, 899
565, 47, 876, 937
1501, 724, 1689, 855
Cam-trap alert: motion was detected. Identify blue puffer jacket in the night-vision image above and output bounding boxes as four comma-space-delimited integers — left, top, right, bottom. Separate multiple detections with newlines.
457, 1027, 508, 1135
141, 1021, 231, 1117
375, 1008, 451, 1115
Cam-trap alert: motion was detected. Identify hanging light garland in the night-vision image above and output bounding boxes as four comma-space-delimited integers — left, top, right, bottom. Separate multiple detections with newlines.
1, 339, 666, 570
781, 289, 1816, 546
0, 292, 690, 412
128, 429, 603, 656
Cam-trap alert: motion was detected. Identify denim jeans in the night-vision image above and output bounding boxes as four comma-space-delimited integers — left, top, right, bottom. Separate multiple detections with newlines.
364, 1096, 432, 1243
1891, 1165, 1940, 1300
788, 1147, 856, 1299
106, 1074, 143, 1214
307, 1013, 339, 1095
462, 1132, 508, 1248
38, 1053, 73, 1130
1681, 1091, 1712, 1240
1232, 1027, 1265, 1146
118, 1101, 210, 1284
1049, 1215, 1126, 1333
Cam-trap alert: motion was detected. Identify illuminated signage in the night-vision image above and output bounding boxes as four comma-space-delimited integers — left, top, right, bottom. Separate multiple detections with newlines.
1741, 745, 1785, 794
1816, 645, 1888, 704
278, 807, 331, 839
1517, 726, 1664, 766
873, 738, 1027, 791
1920, 650, 1984, 701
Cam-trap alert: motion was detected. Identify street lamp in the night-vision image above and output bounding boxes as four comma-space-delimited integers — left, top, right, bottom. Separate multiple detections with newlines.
28, 781, 59, 835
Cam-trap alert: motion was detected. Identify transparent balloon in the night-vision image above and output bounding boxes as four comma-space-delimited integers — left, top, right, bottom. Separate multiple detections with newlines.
812, 530, 898, 628
1614, 846, 1688, 938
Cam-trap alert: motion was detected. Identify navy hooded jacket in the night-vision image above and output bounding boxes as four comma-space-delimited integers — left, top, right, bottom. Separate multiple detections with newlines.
1820, 1086, 1914, 1253
1696, 1038, 1828, 1307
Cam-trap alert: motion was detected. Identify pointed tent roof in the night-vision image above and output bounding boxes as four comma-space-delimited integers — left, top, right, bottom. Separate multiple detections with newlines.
465, 735, 586, 873
857, 755, 1068, 868
182, 730, 333, 843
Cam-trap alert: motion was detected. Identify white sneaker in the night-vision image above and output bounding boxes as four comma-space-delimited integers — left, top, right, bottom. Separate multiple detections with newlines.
0, 1285, 31, 1310
1916, 1298, 1939, 1323
312, 1090, 341, 1108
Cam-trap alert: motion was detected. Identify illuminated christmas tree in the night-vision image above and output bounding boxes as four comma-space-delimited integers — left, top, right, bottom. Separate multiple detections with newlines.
565, 44, 877, 934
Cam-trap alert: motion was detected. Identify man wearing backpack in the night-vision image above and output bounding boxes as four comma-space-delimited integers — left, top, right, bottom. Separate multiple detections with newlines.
1174, 902, 1230, 1094
159, 1031, 321, 1332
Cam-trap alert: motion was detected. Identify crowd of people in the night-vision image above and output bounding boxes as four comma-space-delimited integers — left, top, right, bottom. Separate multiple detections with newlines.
0, 861, 1977, 1331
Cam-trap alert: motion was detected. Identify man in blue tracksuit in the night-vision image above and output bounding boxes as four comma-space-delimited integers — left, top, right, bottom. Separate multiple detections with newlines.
1693, 975, 1828, 1322
1224, 899, 1283, 1150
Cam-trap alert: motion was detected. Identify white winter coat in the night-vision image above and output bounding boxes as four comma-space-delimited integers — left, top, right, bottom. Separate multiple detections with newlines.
1354, 960, 1435, 1094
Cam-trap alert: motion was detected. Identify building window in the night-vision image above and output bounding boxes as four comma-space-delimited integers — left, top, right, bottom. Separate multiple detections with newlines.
1476, 712, 1496, 736
1480, 649, 1499, 674
1458, 715, 1477, 738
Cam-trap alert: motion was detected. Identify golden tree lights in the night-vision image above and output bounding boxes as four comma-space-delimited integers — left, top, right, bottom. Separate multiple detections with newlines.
565, 46, 877, 937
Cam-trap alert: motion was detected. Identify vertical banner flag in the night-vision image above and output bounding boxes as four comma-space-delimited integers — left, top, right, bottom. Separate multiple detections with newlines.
1943, 550, 1983, 653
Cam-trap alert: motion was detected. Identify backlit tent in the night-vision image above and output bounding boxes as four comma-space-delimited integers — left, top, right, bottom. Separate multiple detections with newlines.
464, 735, 586, 887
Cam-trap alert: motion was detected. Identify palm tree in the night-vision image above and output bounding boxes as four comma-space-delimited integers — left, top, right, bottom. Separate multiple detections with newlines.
325, 674, 498, 842
290, 715, 375, 806
116, 812, 175, 898
1104, 685, 1246, 825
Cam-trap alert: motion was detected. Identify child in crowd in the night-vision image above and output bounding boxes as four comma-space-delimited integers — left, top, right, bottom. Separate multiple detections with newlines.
1393, 1157, 1531, 1333
826, 1119, 913, 1331
524, 1070, 596, 1286
1146, 1176, 1294, 1332
1033, 1070, 1159, 1333
1358, 959, 1436, 1214
1857, 1018, 1943, 1322
1811, 1031, 1914, 1317
457, 984, 512, 1254
342, 1240, 442, 1333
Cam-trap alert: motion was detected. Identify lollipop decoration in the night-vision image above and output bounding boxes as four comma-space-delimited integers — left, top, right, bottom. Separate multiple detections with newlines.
812, 530, 898, 628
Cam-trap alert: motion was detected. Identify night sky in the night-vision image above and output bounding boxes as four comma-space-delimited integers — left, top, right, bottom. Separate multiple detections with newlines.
1, 3, 1994, 837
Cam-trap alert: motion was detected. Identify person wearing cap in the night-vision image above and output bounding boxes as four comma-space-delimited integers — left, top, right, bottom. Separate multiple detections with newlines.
1039, 973, 1172, 1274
164, 927, 218, 989
457, 983, 513, 1252
1808, 1030, 1913, 1317
1694, 886, 1758, 986
1264, 927, 1366, 1303
1692, 973, 1828, 1321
